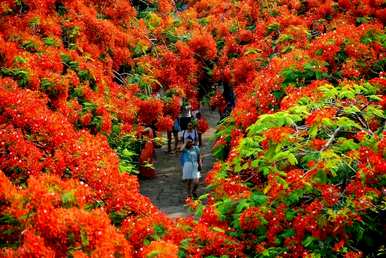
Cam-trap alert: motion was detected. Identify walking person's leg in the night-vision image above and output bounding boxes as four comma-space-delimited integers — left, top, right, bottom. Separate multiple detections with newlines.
173, 130, 179, 152
167, 130, 172, 153
185, 179, 192, 197
180, 117, 186, 131
192, 178, 199, 199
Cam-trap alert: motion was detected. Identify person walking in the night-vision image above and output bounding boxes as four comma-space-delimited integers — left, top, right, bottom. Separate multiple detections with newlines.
179, 102, 192, 131
139, 127, 156, 178
180, 138, 202, 198
181, 122, 199, 146
167, 117, 180, 154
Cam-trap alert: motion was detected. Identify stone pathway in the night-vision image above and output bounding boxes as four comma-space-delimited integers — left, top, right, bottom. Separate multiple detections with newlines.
140, 109, 219, 218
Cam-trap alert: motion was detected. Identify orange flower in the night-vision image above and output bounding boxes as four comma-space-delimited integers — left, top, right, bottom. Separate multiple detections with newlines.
197, 118, 209, 133
306, 107, 338, 127
263, 127, 295, 144
141, 240, 178, 258
311, 138, 326, 150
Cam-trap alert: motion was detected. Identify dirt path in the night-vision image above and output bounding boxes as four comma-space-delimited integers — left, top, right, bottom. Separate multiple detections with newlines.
140, 109, 219, 218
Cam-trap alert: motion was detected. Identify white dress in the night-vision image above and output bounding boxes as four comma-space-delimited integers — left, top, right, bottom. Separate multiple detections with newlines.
182, 149, 200, 180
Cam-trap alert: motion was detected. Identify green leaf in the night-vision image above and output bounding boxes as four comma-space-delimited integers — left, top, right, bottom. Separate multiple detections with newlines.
212, 227, 225, 233
109, 210, 128, 226
272, 151, 290, 162
266, 23, 280, 34
343, 106, 361, 115
152, 224, 166, 239
280, 229, 295, 238
276, 34, 293, 44
313, 170, 328, 184
284, 189, 304, 206
288, 105, 309, 116
251, 192, 267, 205
319, 84, 338, 98
276, 177, 288, 189
235, 199, 250, 213
216, 199, 234, 220
143, 238, 151, 246
302, 235, 317, 248
179, 238, 191, 251
43, 37, 57, 46
366, 106, 385, 119
285, 209, 297, 221
336, 117, 362, 130
337, 138, 359, 152
147, 250, 161, 258
367, 95, 382, 101
82, 102, 97, 112
338, 89, 356, 99
309, 125, 318, 138
14, 56, 27, 63
121, 148, 136, 159
61, 190, 76, 208
287, 153, 298, 165
195, 203, 204, 217
0, 214, 20, 226
321, 150, 341, 176
244, 48, 262, 55
248, 112, 293, 135
213, 144, 227, 160
321, 118, 334, 127
261, 166, 270, 177
251, 159, 260, 168
198, 193, 209, 201
0, 68, 30, 87
80, 229, 89, 247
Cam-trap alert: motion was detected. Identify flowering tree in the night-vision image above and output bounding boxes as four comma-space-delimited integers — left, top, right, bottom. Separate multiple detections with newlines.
200, 81, 385, 257
0, 0, 385, 257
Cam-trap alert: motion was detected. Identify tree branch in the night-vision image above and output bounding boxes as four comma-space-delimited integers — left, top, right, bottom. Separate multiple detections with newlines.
320, 126, 341, 152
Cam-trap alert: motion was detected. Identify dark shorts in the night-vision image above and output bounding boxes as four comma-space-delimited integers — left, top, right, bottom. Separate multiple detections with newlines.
180, 117, 192, 130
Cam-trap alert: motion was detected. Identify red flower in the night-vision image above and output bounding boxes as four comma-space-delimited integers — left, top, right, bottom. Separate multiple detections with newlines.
197, 118, 209, 133
188, 32, 217, 60
333, 239, 345, 252
80, 112, 93, 127
319, 185, 340, 207
306, 108, 338, 127
137, 98, 164, 126
263, 127, 295, 144
311, 138, 326, 150
156, 115, 173, 132
239, 207, 262, 231
344, 251, 363, 258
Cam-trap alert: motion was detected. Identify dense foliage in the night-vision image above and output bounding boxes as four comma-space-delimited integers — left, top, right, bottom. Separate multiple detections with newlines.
203, 81, 385, 257
0, 0, 385, 257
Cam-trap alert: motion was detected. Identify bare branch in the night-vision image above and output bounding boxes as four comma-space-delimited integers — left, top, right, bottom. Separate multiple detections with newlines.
320, 126, 341, 152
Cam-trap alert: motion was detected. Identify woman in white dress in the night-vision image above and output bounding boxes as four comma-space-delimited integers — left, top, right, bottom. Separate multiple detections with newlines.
180, 139, 202, 198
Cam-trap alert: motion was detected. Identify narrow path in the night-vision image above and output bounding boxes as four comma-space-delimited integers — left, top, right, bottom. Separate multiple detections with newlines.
140, 109, 219, 218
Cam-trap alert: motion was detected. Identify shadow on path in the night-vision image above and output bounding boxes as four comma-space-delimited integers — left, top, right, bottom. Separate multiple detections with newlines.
140, 109, 219, 218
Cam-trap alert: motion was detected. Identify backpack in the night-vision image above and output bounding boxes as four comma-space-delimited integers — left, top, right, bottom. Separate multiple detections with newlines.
173, 118, 181, 132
